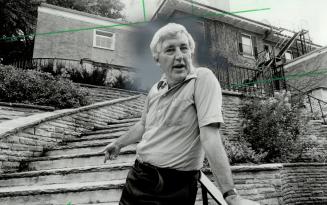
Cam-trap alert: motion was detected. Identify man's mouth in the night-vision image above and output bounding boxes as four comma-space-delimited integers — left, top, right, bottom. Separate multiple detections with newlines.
172, 64, 185, 69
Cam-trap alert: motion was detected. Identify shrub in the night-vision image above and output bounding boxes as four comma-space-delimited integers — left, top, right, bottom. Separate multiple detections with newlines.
223, 136, 267, 165
69, 66, 108, 86
0, 65, 91, 108
39, 61, 108, 86
106, 69, 141, 91
241, 91, 318, 163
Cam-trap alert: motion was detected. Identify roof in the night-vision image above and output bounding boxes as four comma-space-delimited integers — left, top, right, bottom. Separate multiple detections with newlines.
39, 3, 133, 30
151, 0, 320, 47
152, 0, 274, 34
284, 46, 327, 90
284, 46, 327, 69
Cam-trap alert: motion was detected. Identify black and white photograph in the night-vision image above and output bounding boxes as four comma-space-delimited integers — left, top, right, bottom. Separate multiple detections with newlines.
0, 0, 326, 204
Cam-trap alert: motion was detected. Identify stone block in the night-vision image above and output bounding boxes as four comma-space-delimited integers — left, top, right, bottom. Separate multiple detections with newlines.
0, 155, 7, 161
0, 143, 10, 149
34, 128, 53, 138
5, 135, 21, 144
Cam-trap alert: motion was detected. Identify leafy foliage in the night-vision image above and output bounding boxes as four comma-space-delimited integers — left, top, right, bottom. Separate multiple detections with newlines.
0, 65, 91, 108
223, 137, 267, 165
0, 0, 40, 63
241, 91, 319, 163
105, 69, 141, 91
69, 67, 108, 86
46, 0, 125, 19
39, 61, 108, 86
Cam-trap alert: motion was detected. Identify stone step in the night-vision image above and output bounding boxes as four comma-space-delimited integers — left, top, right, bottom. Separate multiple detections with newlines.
83, 127, 129, 136
45, 143, 136, 157
108, 118, 141, 125
25, 148, 136, 171
61, 137, 118, 147
0, 162, 132, 188
0, 180, 125, 205
67, 131, 126, 144
0, 179, 210, 205
94, 122, 136, 131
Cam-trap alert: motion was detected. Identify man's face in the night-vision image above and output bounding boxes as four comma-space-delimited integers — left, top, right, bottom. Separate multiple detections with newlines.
157, 33, 193, 86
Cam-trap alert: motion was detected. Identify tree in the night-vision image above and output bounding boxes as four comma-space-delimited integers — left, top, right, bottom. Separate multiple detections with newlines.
46, 0, 125, 19
0, 0, 40, 63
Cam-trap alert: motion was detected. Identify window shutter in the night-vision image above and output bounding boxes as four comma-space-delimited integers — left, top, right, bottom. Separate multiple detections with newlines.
238, 33, 243, 54
252, 36, 258, 58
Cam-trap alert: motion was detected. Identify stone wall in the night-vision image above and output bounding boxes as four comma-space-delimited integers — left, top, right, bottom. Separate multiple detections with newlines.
307, 120, 327, 154
281, 163, 327, 205
232, 164, 283, 205
0, 103, 54, 123
0, 95, 145, 173
204, 163, 327, 205
220, 91, 244, 140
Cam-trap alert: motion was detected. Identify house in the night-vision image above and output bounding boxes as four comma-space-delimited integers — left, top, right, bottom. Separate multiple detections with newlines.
284, 46, 327, 102
33, 0, 324, 96
33, 3, 138, 70
148, 0, 321, 93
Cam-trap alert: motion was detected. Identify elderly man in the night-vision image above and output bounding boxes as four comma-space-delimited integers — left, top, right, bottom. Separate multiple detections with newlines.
102, 23, 259, 205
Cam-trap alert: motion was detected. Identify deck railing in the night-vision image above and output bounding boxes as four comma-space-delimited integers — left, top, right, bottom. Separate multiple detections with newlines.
8, 58, 134, 72
8, 58, 285, 96
287, 83, 327, 124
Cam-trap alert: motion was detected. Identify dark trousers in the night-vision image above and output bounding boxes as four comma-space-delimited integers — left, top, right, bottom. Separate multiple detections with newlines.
119, 160, 200, 205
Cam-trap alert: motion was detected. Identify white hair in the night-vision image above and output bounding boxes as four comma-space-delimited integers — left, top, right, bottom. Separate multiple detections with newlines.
149, 23, 195, 61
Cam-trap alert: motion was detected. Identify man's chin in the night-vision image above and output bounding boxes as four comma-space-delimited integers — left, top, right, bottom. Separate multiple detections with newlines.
172, 74, 187, 83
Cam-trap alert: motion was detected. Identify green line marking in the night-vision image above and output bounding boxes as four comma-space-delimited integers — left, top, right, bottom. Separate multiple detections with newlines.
191, 0, 194, 15
0, 7, 270, 42
141, 0, 147, 22
200, 7, 271, 19
66, 201, 72, 205
229, 69, 327, 89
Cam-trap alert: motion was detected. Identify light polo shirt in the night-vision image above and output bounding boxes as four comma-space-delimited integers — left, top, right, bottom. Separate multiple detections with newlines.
136, 67, 224, 171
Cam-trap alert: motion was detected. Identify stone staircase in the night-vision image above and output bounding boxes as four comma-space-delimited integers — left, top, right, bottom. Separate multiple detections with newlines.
0, 117, 139, 205
0, 113, 213, 205
79, 84, 146, 103
0, 103, 55, 123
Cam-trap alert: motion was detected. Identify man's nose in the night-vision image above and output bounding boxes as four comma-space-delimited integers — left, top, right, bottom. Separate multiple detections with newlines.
174, 48, 183, 60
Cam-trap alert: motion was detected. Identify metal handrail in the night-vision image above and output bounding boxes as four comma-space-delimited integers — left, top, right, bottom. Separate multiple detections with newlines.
199, 171, 228, 205
286, 83, 327, 124
213, 63, 269, 95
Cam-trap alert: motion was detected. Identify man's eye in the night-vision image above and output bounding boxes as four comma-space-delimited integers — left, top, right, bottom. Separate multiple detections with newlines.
181, 46, 189, 51
165, 48, 175, 53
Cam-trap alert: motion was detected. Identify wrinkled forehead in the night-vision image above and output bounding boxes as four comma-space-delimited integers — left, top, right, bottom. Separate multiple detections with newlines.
162, 33, 189, 46
159, 32, 190, 49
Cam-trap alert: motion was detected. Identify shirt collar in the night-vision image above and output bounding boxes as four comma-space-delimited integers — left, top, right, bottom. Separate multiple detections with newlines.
157, 67, 197, 90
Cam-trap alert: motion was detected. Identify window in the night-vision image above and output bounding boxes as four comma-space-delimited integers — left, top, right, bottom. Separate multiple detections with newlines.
241, 34, 253, 56
285, 50, 293, 61
93, 30, 115, 50
238, 33, 257, 58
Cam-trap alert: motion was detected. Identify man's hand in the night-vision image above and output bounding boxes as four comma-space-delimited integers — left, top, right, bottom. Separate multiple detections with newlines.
100, 142, 121, 163
225, 195, 260, 205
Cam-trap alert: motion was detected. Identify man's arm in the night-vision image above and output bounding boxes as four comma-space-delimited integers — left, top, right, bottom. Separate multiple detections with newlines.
200, 124, 260, 205
101, 120, 145, 163
200, 124, 234, 193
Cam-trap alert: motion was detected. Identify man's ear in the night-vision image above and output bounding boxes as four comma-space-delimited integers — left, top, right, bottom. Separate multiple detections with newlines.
154, 57, 160, 65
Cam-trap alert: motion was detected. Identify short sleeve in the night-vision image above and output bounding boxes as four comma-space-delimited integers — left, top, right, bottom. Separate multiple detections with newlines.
140, 96, 149, 126
194, 68, 224, 128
